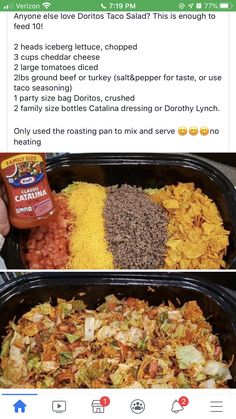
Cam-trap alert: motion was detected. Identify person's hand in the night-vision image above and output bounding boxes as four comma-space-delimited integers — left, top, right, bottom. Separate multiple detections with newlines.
0, 187, 10, 236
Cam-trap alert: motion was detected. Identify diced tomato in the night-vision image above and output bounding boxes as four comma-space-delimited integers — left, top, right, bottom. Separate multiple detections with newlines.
36, 241, 45, 251
38, 225, 48, 234
29, 262, 43, 269
41, 248, 49, 257
57, 256, 69, 267
126, 297, 138, 307
27, 239, 37, 250
44, 262, 54, 269
25, 253, 34, 262
34, 250, 42, 257
148, 308, 158, 320
108, 302, 117, 310
53, 229, 64, 239
57, 216, 67, 228
149, 360, 158, 378
33, 232, 45, 241
26, 193, 73, 270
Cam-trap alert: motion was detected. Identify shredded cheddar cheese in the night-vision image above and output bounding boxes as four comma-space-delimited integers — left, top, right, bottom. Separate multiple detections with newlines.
63, 182, 114, 269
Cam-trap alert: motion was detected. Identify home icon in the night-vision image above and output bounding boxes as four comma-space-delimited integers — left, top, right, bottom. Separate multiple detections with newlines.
91, 400, 105, 414
13, 400, 27, 413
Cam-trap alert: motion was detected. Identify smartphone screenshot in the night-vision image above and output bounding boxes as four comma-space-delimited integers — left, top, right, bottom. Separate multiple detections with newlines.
0, 2, 235, 419
0, 1, 235, 152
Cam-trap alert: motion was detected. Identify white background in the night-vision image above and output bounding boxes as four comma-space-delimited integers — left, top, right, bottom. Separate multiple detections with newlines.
0, 11, 235, 152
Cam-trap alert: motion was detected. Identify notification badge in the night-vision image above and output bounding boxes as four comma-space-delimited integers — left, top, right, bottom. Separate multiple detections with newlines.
171, 396, 189, 414
100, 396, 110, 407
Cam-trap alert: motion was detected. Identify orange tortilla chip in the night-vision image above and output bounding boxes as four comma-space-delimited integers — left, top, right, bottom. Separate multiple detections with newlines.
147, 183, 229, 269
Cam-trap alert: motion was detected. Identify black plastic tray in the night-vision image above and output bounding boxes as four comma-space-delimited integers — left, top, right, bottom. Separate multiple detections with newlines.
197, 153, 236, 168
0, 272, 235, 387
2, 153, 236, 268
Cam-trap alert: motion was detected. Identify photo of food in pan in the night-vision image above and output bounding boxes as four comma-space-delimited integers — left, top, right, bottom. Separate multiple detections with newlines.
0, 273, 235, 389
25, 182, 229, 270
2, 154, 236, 269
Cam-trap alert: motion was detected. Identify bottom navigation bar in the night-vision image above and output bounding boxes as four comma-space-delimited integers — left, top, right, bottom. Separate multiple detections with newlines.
0, 389, 234, 419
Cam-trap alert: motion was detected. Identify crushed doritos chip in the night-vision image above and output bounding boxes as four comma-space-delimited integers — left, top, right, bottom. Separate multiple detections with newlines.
146, 183, 229, 269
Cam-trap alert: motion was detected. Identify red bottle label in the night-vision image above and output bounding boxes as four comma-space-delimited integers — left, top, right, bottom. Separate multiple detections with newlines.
1, 154, 53, 219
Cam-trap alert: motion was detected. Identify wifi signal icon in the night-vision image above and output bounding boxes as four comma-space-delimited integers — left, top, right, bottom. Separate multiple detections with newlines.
42, 2, 51, 9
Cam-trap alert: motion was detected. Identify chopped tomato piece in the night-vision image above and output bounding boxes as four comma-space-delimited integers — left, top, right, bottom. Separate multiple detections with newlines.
149, 360, 158, 378
26, 193, 74, 269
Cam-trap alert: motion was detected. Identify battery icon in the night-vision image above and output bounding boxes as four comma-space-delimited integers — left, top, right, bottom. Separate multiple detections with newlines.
219, 3, 230, 8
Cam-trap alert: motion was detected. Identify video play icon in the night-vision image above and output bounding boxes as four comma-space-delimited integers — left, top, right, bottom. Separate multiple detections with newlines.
52, 401, 67, 413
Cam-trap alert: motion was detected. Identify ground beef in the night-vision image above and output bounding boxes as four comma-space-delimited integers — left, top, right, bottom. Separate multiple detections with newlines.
33, 334, 44, 353
103, 184, 169, 269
